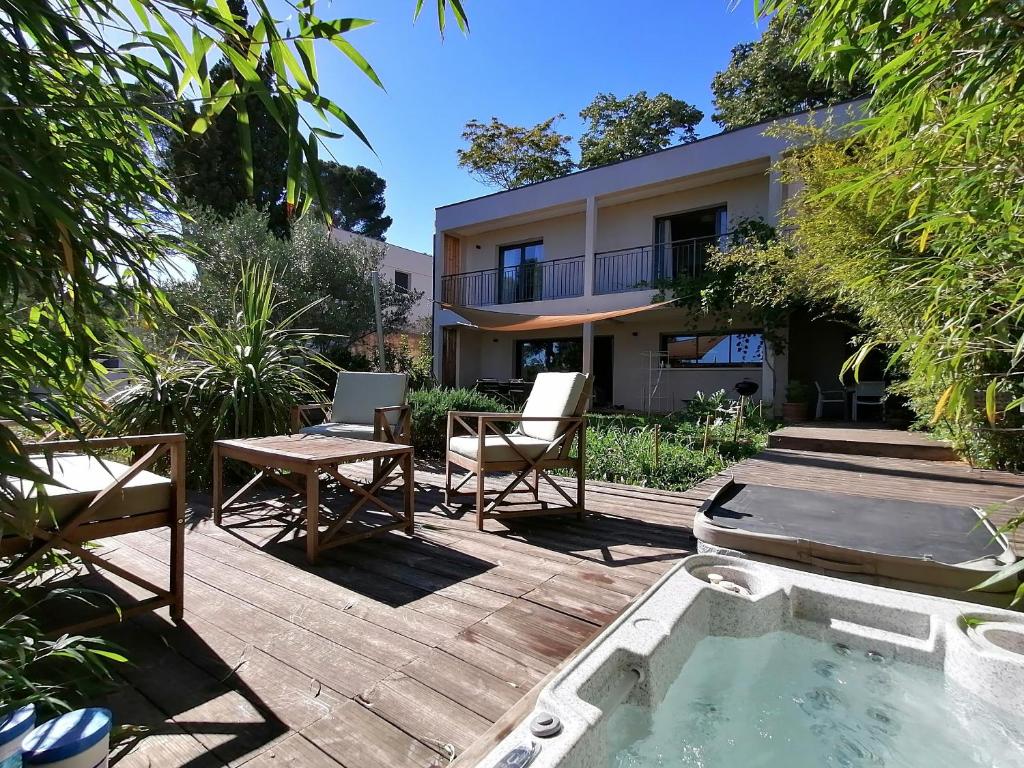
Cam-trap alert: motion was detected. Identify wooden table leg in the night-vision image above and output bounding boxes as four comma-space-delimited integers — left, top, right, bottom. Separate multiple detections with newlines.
403, 451, 414, 535
306, 468, 320, 564
212, 443, 223, 526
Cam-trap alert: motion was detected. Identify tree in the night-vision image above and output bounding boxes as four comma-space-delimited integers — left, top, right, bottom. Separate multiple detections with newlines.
317, 163, 393, 239
165, 1, 290, 232
457, 116, 575, 190
761, 0, 1024, 479
711, 10, 869, 129
167, 205, 418, 356
0, 0, 466, 496
578, 91, 703, 168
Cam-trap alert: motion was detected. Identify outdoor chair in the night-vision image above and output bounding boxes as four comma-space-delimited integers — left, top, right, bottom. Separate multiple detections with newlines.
815, 381, 847, 420
292, 371, 411, 445
1, 433, 186, 634
852, 381, 885, 421
445, 371, 591, 530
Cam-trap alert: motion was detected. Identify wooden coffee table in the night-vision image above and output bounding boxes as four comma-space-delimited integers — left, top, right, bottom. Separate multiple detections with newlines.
212, 434, 414, 563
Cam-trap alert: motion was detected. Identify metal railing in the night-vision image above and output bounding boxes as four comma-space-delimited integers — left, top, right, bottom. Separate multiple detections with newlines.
441, 254, 585, 307
593, 233, 730, 295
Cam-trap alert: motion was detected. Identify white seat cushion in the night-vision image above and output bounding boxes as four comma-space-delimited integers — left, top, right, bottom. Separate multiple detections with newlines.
299, 422, 377, 441
333, 372, 408, 426
449, 434, 553, 462
8, 454, 172, 529
519, 372, 587, 441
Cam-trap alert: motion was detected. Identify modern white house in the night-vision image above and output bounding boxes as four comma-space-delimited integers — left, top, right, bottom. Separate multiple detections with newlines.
431, 103, 863, 412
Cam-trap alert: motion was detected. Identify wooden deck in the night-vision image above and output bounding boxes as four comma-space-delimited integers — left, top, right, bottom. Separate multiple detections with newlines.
769, 423, 958, 461
73, 451, 1023, 768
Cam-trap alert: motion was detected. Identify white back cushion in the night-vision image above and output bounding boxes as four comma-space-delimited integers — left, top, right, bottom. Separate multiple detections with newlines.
333, 372, 408, 426
519, 372, 586, 441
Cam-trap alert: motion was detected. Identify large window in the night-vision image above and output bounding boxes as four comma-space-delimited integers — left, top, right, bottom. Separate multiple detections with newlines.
516, 338, 582, 381
660, 332, 763, 367
499, 241, 543, 303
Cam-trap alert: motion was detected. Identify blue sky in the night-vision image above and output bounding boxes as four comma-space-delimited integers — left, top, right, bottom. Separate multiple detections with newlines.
305, 1, 767, 253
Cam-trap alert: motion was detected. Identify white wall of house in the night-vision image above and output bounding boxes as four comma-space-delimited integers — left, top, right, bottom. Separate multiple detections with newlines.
331, 229, 432, 326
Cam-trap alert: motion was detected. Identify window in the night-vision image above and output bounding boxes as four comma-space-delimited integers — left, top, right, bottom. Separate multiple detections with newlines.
516, 338, 582, 381
499, 241, 543, 303
660, 332, 763, 367
395, 270, 411, 293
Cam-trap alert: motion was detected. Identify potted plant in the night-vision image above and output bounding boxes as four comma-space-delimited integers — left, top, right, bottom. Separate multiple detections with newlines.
782, 381, 812, 422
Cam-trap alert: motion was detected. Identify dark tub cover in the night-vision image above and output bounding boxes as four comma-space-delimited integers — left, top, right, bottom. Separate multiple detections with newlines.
694, 481, 1018, 592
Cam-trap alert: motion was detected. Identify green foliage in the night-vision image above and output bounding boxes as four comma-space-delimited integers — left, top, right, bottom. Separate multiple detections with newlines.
711, 8, 869, 129
760, 0, 1024, 466
408, 388, 507, 457
578, 91, 703, 168
165, 205, 418, 357
316, 163, 393, 239
580, 413, 773, 491
381, 334, 435, 391
0, 585, 126, 716
458, 116, 576, 190
108, 262, 331, 485
686, 389, 732, 421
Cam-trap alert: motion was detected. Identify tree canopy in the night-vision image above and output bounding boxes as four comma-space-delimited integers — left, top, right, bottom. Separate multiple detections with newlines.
316, 163, 393, 239
457, 115, 575, 190
578, 91, 703, 168
711, 9, 869, 129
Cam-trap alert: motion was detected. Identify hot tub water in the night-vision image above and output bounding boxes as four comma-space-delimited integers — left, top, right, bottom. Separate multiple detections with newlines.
607, 631, 1024, 768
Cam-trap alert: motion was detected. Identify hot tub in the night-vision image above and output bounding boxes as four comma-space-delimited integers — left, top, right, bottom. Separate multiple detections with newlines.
480, 554, 1024, 768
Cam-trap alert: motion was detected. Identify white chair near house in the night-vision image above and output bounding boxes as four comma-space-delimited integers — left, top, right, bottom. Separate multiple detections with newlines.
815, 381, 847, 420
852, 381, 885, 421
292, 372, 411, 444
445, 371, 591, 531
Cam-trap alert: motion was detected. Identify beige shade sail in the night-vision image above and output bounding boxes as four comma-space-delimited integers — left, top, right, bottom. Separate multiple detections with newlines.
437, 299, 678, 332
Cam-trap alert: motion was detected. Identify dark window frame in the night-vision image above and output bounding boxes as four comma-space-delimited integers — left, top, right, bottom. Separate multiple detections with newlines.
498, 240, 544, 304
394, 270, 411, 293
659, 330, 764, 368
515, 337, 583, 381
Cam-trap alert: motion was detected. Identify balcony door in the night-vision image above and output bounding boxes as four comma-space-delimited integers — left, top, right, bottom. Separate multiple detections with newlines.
499, 241, 543, 304
654, 205, 727, 280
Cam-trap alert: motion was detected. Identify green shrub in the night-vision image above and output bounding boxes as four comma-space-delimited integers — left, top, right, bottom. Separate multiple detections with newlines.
409, 388, 507, 457
578, 413, 773, 491
107, 261, 331, 485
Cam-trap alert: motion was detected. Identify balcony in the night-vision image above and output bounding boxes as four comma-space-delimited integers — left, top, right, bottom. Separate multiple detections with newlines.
441, 254, 584, 307
440, 234, 731, 308
594, 233, 727, 295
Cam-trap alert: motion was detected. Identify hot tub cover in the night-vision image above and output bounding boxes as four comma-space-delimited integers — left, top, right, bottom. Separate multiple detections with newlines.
693, 480, 1018, 592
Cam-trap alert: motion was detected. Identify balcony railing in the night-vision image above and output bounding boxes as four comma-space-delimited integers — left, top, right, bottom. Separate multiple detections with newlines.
441, 254, 584, 307
593, 233, 730, 295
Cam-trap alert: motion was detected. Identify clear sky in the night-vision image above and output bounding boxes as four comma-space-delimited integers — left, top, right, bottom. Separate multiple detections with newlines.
309, 1, 767, 254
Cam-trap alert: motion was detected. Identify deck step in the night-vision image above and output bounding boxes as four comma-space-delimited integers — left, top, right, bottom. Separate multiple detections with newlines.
768, 424, 959, 462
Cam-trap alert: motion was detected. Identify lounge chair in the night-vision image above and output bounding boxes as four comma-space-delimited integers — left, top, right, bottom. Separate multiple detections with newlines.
292, 371, 411, 445
1, 433, 186, 633
815, 381, 847, 420
852, 381, 885, 421
445, 372, 591, 530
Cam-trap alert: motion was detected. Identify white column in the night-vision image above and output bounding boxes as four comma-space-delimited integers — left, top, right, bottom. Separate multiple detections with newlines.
582, 321, 594, 376
584, 195, 596, 298
431, 232, 443, 382
767, 153, 784, 226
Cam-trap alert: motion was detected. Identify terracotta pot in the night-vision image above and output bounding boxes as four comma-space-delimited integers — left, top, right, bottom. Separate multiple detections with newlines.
782, 402, 809, 422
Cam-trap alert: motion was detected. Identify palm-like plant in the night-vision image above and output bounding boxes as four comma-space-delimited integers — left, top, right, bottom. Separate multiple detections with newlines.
108, 261, 332, 485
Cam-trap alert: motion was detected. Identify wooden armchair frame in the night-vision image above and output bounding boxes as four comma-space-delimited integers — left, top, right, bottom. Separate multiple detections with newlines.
444, 406, 588, 530
0, 433, 186, 634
